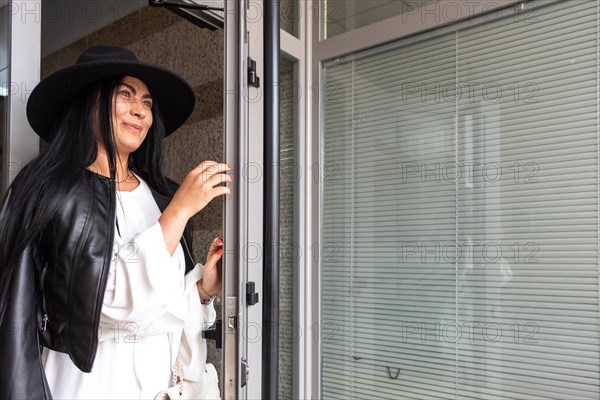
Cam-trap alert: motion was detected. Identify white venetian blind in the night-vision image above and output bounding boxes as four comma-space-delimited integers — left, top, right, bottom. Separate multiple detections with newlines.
320, 1, 600, 399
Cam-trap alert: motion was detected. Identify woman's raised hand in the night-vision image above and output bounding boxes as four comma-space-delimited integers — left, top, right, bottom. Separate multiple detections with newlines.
159, 161, 232, 256
170, 161, 232, 220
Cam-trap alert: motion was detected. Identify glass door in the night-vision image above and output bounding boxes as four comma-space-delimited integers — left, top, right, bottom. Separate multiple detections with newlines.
1, 0, 40, 194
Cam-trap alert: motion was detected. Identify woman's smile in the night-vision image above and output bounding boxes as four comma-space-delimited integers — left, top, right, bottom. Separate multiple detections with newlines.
123, 122, 143, 134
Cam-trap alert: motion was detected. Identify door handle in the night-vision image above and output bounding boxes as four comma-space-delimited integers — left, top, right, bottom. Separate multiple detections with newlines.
202, 319, 222, 349
241, 357, 249, 387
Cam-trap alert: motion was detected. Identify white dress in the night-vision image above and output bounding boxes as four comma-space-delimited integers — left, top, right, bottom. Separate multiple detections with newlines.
42, 174, 216, 399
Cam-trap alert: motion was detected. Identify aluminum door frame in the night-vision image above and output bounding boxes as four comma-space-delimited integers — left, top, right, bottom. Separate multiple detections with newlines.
223, 0, 264, 399
223, 0, 243, 398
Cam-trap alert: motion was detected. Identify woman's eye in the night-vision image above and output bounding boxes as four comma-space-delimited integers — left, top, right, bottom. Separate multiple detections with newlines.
143, 100, 153, 108
119, 90, 131, 98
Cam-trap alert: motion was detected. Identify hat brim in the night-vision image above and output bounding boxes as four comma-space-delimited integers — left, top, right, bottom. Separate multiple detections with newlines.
27, 59, 196, 142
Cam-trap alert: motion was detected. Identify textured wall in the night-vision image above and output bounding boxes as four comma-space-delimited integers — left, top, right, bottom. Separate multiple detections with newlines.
41, 4, 224, 369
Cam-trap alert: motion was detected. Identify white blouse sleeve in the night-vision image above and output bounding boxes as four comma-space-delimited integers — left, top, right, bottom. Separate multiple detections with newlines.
100, 221, 215, 335
179, 264, 218, 381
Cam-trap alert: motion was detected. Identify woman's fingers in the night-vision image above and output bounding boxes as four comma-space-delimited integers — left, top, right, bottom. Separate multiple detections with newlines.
194, 161, 230, 177
205, 244, 223, 289
193, 160, 218, 173
208, 247, 223, 262
172, 161, 233, 219
205, 171, 232, 188
194, 162, 231, 194
203, 237, 224, 295
208, 238, 223, 255
211, 185, 232, 197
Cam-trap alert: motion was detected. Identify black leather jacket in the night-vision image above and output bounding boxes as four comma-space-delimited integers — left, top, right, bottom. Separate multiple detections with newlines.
0, 169, 195, 400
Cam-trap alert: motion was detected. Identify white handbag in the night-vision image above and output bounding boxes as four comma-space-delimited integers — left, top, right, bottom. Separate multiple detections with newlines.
155, 265, 220, 400
154, 351, 220, 400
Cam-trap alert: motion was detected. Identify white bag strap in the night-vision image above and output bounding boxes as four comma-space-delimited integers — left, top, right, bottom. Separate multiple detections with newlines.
168, 331, 184, 396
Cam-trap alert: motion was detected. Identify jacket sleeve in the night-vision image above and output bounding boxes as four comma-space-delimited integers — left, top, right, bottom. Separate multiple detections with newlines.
0, 245, 52, 400
0, 188, 52, 399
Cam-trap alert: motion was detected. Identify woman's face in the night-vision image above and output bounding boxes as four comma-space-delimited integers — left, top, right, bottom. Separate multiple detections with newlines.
111, 76, 153, 155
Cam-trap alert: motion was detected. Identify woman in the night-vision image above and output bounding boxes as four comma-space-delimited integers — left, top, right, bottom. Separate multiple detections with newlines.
0, 46, 230, 399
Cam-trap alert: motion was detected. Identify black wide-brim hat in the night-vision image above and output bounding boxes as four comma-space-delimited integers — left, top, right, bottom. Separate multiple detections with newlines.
27, 45, 196, 142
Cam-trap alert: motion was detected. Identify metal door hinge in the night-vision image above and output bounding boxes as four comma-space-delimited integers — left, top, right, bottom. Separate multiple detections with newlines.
248, 57, 260, 88
246, 281, 259, 305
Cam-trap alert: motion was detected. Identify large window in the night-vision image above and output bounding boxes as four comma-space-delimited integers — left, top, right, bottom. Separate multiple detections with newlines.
320, 1, 600, 398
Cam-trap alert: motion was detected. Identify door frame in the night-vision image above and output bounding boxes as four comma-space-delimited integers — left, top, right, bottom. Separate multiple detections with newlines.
223, 0, 267, 398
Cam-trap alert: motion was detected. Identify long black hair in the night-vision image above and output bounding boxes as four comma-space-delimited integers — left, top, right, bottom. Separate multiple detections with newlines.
0, 76, 170, 323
